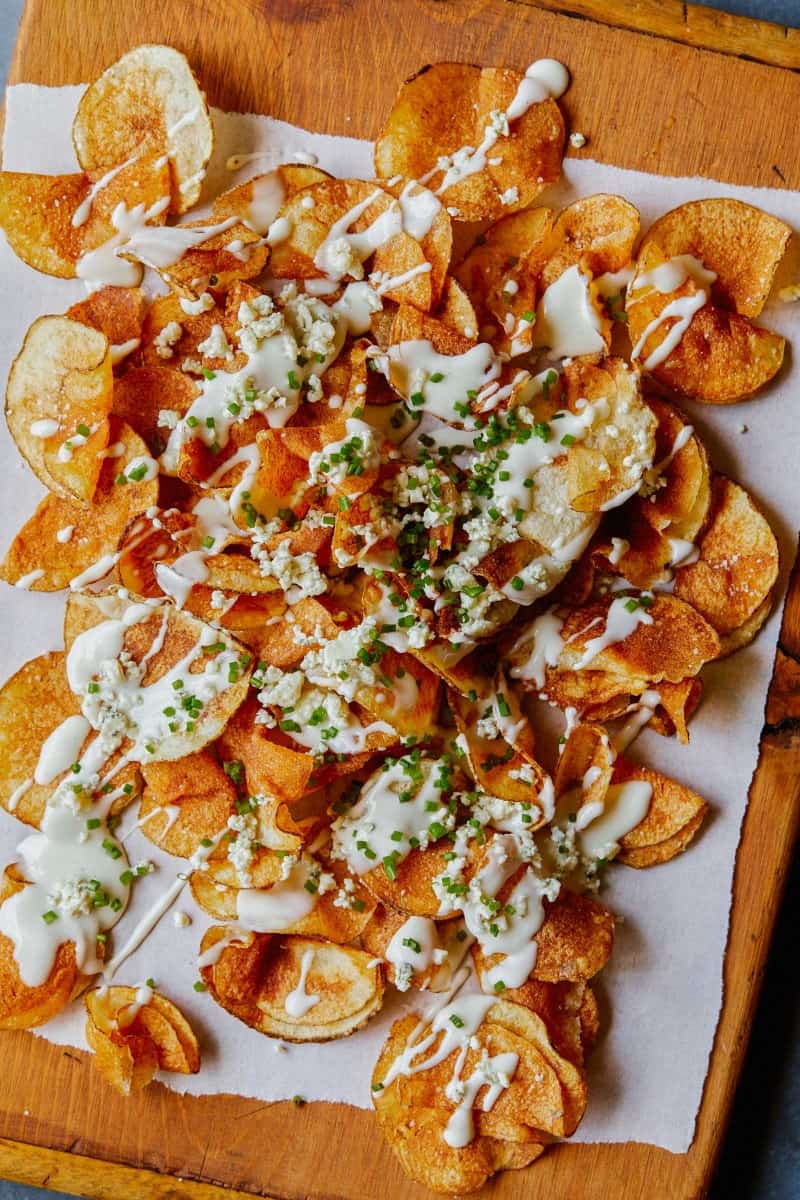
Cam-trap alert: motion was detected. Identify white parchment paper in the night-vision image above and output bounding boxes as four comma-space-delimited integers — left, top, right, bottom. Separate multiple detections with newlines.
1, 83, 799, 1152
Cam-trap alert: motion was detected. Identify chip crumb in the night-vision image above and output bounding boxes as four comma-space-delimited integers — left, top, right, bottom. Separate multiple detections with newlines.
569, 131, 587, 148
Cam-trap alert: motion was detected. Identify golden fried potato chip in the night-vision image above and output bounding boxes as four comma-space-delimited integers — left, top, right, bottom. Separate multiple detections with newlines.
211, 164, 331, 232
157, 219, 269, 298
0, 866, 87, 1029
436, 277, 478, 342
85, 984, 199, 1093
6, 315, 112, 500
648, 677, 703, 744
674, 475, 778, 639
362, 842, 457, 918
638, 198, 790, 318
375, 63, 565, 222
531, 593, 720, 712
486, 978, 595, 1067
540, 194, 640, 290
562, 357, 656, 513
271, 178, 444, 312
216, 696, 325, 805
632, 395, 711, 539
473, 886, 614, 984
0, 157, 170, 279
0, 419, 159, 591
63, 591, 251, 761
190, 850, 375, 941
454, 208, 551, 354
611, 758, 708, 867
111, 366, 198, 454
0, 651, 139, 828
72, 44, 213, 215
373, 998, 585, 1191
200, 929, 384, 1041
627, 243, 785, 403
138, 750, 238, 856
553, 723, 614, 810
67, 286, 146, 349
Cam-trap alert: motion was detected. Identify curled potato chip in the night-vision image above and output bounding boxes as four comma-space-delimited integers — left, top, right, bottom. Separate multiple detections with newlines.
0, 419, 159, 592
674, 475, 778, 640
375, 63, 565, 222
454, 208, 551, 354
72, 44, 214, 215
637, 198, 790, 319
0, 157, 170, 279
216, 696, 315, 805
0, 651, 139, 829
157, 218, 269, 298
63, 590, 251, 761
138, 750, 238, 856
0, 866, 87, 1029
199, 929, 384, 1041
6, 315, 112, 500
625, 395, 711, 547
562, 357, 656, 513
485, 978, 597, 1067
612, 758, 707, 867
85, 984, 199, 1094
553, 723, 614, 810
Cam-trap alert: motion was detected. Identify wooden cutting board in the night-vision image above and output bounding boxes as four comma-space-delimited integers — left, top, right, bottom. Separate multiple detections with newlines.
2, 2, 800, 1198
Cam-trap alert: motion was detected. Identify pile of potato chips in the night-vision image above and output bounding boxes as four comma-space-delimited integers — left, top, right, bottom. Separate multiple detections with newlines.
0, 45, 786, 1194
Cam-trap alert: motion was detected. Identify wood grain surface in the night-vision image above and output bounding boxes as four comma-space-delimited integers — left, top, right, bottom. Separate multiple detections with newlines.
2, 2, 800, 1199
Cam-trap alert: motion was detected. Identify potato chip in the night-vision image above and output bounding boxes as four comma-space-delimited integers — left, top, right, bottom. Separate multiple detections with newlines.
674, 475, 778, 638
637, 198, 790, 319
0, 156, 171, 279
0, 650, 140, 829
362, 842, 457, 918
0, 867, 86, 1029
211, 164, 331, 232
485, 978, 595, 1066
63, 590, 251, 761
85, 984, 199, 1093
270, 178, 444, 313
138, 750, 238, 856
156, 219, 269, 298
539, 194, 640, 290
199, 929, 384, 1041
216, 696, 315, 805
190, 850, 375, 942
72, 45, 214, 215
562, 357, 657, 513
454, 208, 552, 354
0, 419, 159, 591
473, 886, 614, 984
372, 998, 586, 1191
627, 243, 785, 403
374, 63, 565, 222
111, 366, 198, 454
6, 315, 112, 500
612, 758, 708, 867
553, 723, 614, 810
67, 286, 146, 350
529, 593, 721, 712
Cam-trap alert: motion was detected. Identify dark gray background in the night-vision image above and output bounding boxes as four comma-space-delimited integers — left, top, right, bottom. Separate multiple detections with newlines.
0, 0, 797, 1195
